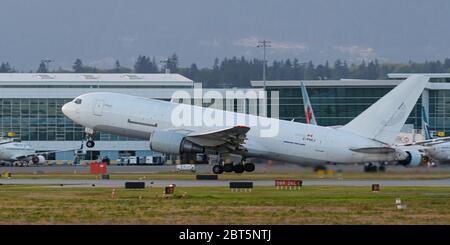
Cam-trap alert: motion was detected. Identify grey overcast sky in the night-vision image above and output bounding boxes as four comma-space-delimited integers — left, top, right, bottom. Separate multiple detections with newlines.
1, 0, 449, 71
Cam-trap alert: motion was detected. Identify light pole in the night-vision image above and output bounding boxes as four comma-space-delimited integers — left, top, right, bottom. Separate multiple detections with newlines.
41, 59, 53, 72
257, 40, 271, 90
160, 58, 170, 74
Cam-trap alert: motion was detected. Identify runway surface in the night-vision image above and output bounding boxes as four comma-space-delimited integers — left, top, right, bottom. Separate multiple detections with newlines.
2, 164, 450, 188
2, 178, 450, 188
0, 164, 295, 174
2, 164, 450, 174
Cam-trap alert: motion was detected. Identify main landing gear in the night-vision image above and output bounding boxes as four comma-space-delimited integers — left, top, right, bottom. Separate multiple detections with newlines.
85, 127, 95, 148
212, 159, 255, 174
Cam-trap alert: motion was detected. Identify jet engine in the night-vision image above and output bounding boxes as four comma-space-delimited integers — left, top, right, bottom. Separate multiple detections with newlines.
150, 130, 204, 154
31, 155, 46, 164
398, 149, 423, 167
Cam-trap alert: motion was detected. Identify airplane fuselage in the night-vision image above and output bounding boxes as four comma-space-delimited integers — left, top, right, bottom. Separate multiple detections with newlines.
426, 142, 450, 163
0, 141, 35, 162
63, 92, 406, 166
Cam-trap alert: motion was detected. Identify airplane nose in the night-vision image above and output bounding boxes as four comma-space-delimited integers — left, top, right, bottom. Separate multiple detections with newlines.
62, 102, 72, 117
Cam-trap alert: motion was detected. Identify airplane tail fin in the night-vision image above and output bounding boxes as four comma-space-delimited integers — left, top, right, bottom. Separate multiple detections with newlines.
300, 82, 317, 125
421, 105, 431, 140
340, 75, 429, 145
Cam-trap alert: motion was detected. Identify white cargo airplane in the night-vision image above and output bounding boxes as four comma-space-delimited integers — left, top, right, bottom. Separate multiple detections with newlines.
0, 138, 46, 166
402, 106, 450, 164
62, 75, 428, 174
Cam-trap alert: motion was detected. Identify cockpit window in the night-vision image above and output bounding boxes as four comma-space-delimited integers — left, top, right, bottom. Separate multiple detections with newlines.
74, 98, 82, 104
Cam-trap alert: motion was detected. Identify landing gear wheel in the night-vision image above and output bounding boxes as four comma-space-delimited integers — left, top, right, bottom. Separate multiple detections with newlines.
223, 164, 234, 172
86, 140, 95, 148
234, 164, 245, 174
212, 165, 224, 174
244, 163, 255, 172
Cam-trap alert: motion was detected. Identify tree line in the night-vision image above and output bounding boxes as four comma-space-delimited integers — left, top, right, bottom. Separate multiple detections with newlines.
2, 55, 450, 87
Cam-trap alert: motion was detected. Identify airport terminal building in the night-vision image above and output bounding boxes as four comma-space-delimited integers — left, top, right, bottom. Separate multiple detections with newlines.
1, 73, 450, 161
0, 73, 259, 161
0, 73, 195, 161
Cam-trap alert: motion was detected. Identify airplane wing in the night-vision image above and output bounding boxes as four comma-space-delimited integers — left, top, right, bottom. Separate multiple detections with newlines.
400, 136, 450, 146
184, 125, 250, 153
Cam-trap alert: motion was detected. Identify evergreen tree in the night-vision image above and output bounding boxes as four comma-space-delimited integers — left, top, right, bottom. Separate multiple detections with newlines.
166, 53, 179, 73
182, 63, 199, 81
355, 60, 367, 78
0, 62, 12, 73
323, 61, 331, 79
134, 55, 158, 73
213, 58, 220, 71
333, 59, 344, 79
366, 60, 378, 79
292, 58, 302, 79
342, 61, 350, 78
73, 58, 83, 73
114, 60, 121, 71
304, 61, 316, 80
37, 61, 48, 73
444, 58, 450, 71
316, 61, 331, 80
7, 54, 450, 87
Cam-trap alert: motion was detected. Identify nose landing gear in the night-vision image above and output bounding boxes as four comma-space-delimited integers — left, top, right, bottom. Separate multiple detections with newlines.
85, 127, 96, 148
86, 140, 95, 148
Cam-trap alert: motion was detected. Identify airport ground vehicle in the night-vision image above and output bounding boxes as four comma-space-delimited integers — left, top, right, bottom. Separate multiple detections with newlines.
116, 155, 164, 165
176, 164, 196, 172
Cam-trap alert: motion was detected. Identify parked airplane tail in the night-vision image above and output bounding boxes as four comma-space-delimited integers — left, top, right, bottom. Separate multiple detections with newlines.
340, 75, 429, 145
421, 105, 431, 140
300, 82, 317, 125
